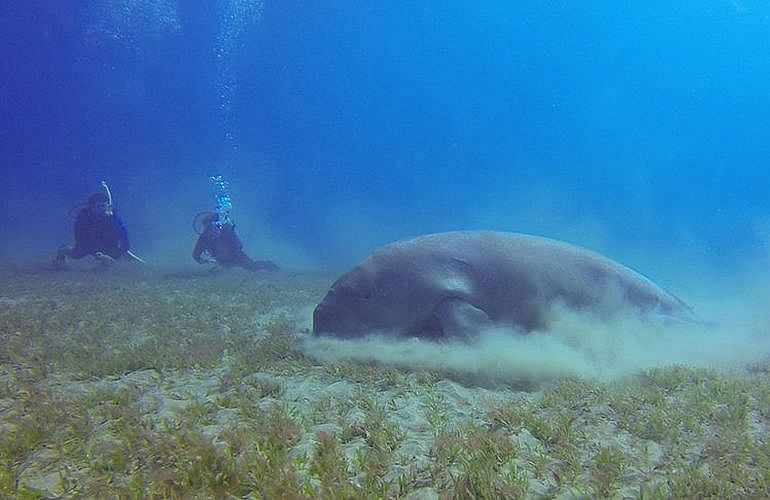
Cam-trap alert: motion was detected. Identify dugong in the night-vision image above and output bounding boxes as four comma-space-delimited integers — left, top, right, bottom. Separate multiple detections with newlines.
312, 231, 691, 339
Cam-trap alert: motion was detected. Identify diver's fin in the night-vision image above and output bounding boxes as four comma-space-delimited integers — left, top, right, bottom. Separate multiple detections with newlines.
126, 250, 147, 264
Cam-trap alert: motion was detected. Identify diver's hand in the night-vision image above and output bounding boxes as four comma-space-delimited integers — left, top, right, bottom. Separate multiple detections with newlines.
94, 252, 115, 263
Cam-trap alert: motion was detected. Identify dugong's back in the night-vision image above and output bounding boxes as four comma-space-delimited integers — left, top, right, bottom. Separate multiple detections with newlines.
379, 231, 690, 325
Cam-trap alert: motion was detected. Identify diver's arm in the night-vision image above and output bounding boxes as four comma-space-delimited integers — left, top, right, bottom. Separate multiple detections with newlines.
73, 210, 89, 245
114, 216, 130, 255
226, 225, 244, 250
192, 236, 210, 264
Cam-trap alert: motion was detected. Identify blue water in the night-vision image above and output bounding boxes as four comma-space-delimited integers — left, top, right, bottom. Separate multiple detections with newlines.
2, 1, 769, 276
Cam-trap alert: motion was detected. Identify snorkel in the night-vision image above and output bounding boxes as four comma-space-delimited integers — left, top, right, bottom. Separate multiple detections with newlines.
100, 180, 147, 264
100, 180, 114, 216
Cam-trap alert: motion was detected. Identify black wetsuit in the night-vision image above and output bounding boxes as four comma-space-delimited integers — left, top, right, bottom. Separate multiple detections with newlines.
193, 223, 278, 272
68, 208, 130, 259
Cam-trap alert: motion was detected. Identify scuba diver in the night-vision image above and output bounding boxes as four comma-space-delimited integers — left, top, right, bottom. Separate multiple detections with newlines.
54, 182, 131, 267
192, 175, 279, 272
192, 213, 279, 271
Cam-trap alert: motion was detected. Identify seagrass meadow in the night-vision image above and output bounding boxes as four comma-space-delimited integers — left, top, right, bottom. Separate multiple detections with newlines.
2, 264, 770, 499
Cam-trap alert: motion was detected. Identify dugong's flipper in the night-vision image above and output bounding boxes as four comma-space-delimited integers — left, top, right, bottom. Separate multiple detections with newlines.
433, 298, 494, 339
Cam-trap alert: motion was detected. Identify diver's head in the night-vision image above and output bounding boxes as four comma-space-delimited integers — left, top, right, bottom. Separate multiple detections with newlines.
202, 212, 233, 235
202, 213, 220, 236
87, 193, 113, 217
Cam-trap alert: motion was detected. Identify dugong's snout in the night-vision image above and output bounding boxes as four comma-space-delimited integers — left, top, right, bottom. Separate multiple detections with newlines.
312, 299, 366, 338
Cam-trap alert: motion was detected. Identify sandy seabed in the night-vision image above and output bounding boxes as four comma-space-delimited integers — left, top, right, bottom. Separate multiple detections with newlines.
1, 261, 770, 498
